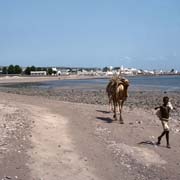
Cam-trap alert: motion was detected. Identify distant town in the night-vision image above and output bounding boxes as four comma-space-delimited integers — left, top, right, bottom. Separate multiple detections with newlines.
0, 65, 180, 77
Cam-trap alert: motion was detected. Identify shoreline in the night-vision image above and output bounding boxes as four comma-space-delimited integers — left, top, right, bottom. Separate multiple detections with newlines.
0, 75, 110, 84
0, 73, 180, 83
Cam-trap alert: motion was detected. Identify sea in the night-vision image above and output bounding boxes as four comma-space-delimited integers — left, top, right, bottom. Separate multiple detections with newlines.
2, 75, 179, 92
1, 75, 180, 91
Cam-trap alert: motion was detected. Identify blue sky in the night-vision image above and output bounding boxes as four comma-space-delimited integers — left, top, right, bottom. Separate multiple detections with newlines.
0, 0, 180, 70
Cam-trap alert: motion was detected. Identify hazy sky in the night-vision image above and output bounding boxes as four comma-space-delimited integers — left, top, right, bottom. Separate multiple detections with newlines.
0, 0, 180, 70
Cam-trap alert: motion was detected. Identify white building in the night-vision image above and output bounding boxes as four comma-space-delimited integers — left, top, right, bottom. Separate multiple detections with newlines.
30, 71, 47, 76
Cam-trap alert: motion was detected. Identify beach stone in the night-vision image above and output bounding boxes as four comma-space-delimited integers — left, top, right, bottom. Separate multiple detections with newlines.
5, 176, 12, 179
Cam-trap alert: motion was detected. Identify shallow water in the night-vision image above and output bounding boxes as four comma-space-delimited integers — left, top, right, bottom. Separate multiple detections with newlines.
0, 75, 180, 92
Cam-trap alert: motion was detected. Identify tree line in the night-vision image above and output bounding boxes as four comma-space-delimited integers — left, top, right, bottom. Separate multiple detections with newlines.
0, 65, 119, 76
0, 65, 53, 75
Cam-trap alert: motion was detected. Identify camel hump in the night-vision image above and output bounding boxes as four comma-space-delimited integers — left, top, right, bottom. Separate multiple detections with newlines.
116, 84, 128, 99
116, 84, 124, 94
106, 75, 130, 94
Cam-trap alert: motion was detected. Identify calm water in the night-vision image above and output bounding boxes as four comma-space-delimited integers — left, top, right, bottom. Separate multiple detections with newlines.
1, 75, 180, 91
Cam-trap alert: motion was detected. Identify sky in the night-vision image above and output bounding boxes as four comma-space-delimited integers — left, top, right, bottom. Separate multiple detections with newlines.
0, 0, 180, 70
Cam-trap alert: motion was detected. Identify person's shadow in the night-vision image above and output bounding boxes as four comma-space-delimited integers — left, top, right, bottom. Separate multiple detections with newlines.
138, 140, 169, 148
138, 140, 156, 146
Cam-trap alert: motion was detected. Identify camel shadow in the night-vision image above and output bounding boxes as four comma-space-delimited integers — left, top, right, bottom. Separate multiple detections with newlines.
96, 110, 111, 114
96, 116, 113, 123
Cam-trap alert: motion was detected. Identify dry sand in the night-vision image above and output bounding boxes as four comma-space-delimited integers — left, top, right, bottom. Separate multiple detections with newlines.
0, 75, 101, 84
0, 92, 100, 180
0, 76, 180, 180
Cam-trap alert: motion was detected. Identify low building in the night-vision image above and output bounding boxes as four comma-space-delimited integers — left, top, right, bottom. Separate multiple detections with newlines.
30, 71, 47, 76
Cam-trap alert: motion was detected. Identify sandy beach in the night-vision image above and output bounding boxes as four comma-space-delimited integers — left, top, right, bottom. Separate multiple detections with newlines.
0, 76, 180, 180
0, 75, 103, 84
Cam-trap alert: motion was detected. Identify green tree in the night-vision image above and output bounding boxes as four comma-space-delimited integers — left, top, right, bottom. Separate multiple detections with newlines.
14, 65, 22, 74
47, 68, 53, 75
102, 67, 110, 72
170, 69, 175, 73
42, 67, 47, 71
30, 66, 36, 71
24, 67, 31, 75
36, 67, 42, 71
2, 67, 7, 74
8, 65, 15, 74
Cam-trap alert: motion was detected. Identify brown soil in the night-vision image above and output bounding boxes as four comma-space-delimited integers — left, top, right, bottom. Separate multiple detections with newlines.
0, 76, 180, 180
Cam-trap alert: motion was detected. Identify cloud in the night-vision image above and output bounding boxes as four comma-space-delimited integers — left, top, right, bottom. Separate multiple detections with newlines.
124, 56, 132, 60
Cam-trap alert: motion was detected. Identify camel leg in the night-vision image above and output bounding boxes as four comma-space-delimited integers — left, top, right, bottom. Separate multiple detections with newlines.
108, 97, 111, 112
113, 101, 117, 121
119, 112, 124, 124
109, 99, 113, 112
111, 101, 114, 112
119, 101, 124, 124
108, 96, 113, 112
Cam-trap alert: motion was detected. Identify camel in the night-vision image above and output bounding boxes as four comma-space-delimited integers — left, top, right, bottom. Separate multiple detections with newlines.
106, 75, 129, 124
